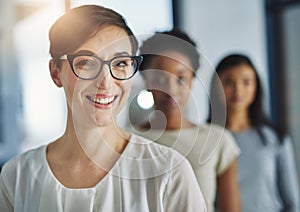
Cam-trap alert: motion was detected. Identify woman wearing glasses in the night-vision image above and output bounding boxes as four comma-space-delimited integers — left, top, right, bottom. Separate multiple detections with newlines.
0, 5, 206, 212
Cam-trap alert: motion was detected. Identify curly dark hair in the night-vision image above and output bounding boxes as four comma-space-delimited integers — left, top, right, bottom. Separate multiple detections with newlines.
139, 28, 200, 76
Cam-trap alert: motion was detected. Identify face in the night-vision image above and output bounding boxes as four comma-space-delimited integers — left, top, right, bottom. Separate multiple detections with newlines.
51, 26, 133, 128
144, 51, 194, 116
219, 64, 257, 112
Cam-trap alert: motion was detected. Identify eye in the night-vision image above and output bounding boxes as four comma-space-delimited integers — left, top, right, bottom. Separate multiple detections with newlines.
74, 57, 99, 71
177, 76, 187, 85
151, 72, 166, 83
223, 78, 234, 86
243, 79, 252, 86
77, 60, 94, 67
112, 57, 133, 69
148, 75, 166, 86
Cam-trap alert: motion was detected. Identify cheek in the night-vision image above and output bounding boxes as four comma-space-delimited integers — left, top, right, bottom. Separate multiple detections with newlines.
248, 87, 257, 102
61, 72, 90, 107
60, 73, 77, 101
119, 81, 131, 100
180, 85, 191, 100
223, 86, 233, 98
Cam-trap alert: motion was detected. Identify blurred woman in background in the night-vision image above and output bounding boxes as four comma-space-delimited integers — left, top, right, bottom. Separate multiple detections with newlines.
132, 29, 240, 212
209, 53, 299, 211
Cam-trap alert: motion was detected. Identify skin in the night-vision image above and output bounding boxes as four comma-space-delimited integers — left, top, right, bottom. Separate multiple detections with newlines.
144, 51, 196, 129
145, 51, 241, 211
47, 26, 133, 188
217, 160, 240, 212
219, 64, 257, 132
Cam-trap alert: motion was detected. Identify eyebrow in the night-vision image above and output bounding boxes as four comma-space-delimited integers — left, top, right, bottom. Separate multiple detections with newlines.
73, 50, 131, 57
113, 51, 131, 57
177, 69, 185, 74
177, 68, 192, 76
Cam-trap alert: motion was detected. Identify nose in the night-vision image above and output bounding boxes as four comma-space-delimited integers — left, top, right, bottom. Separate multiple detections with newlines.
165, 77, 178, 96
233, 82, 243, 95
94, 64, 112, 89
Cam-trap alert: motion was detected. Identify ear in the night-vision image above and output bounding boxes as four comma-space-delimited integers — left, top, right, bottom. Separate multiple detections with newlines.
49, 59, 63, 87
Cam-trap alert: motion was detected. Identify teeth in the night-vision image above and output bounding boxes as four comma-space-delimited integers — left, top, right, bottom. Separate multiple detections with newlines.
93, 96, 114, 105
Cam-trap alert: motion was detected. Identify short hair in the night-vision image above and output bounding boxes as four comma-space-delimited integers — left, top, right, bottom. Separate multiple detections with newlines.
139, 28, 200, 76
49, 5, 138, 66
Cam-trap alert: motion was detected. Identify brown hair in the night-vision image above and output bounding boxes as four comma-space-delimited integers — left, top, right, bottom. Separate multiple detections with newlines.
49, 5, 138, 66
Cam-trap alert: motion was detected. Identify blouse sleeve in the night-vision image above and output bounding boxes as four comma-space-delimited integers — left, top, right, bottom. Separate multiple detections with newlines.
277, 137, 300, 211
0, 164, 14, 212
163, 158, 207, 212
217, 129, 240, 175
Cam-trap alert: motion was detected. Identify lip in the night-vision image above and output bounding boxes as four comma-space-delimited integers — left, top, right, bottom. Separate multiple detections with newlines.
167, 97, 178, 106
161, 96, 179, 108
231, 96, 243, 103
86, 94, 117, 109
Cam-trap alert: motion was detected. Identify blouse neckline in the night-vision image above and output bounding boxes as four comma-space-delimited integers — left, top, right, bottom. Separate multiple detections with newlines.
41, 135, 136, 191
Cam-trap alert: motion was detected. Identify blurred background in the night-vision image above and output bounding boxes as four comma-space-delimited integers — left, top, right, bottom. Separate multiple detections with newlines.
0, 0, 299, 185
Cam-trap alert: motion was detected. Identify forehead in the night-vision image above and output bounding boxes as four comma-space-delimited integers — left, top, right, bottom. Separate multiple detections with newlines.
150, 50, 193, 74
220, 64, 256, 78
74, 26, 132, 56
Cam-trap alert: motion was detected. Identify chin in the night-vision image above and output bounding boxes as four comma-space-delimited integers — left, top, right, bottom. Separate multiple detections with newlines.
94, 116, 114, 127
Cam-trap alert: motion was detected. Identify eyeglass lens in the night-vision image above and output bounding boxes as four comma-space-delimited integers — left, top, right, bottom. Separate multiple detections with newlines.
72, 56, 138, 80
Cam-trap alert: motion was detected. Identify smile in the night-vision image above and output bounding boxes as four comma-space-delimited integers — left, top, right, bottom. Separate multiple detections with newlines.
86, 95, 116, 105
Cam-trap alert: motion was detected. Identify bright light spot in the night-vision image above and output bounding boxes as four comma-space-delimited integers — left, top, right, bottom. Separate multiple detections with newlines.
137, 90, 154, 110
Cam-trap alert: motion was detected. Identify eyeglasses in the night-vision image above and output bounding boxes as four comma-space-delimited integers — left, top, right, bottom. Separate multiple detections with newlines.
60, 54, 143, 80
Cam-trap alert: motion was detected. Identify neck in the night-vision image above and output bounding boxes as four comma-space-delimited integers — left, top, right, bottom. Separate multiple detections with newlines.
57, 114, 129, 163
226, 109, 251, 132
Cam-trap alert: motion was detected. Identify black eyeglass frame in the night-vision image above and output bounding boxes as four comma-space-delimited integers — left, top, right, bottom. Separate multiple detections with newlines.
60, 54, 143, 80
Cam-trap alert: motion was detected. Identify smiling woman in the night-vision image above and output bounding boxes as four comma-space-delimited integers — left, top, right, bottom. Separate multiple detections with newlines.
0, 5, 206, 212
12, 0, 173, 154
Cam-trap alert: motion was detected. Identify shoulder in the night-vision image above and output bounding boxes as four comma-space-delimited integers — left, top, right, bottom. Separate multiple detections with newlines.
199, 123, 235, 141
196, 124, 239, 174
277, 135, 295, 156
261, 125, 277, 136
0, 145, 47, 202
130, 134, 185, 162
3, 145, 46, 168
198, 123, 239, 153
1, 145, 47, 182
119, 134, 187, 179
260, 125, 283, 146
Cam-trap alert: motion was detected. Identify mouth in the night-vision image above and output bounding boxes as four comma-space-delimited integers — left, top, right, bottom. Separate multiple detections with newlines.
166, 95, 179, 105
232, 96, 242, 103
86, 95, 116, 106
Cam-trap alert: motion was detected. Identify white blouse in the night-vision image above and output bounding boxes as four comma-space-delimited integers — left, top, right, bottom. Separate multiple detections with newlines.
131, 124, 240, 212
0, 134, 206, 212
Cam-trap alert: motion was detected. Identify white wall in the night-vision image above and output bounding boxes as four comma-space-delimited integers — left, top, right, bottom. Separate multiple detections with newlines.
0, 0, 23, 164
14, 0, 67, 152
180, 0, 269, 123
